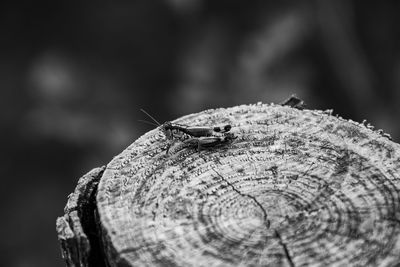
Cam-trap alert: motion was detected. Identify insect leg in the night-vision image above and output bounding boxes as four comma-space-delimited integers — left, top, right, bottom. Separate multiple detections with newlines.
195, 136, 222, 151
166, 138, 179, 154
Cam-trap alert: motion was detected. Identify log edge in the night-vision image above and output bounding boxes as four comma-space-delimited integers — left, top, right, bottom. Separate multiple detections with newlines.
56, 166, 107, 267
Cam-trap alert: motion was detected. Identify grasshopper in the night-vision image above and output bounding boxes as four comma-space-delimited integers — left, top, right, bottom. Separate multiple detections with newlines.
140, 109, 232, 140
140, 109, 234, 153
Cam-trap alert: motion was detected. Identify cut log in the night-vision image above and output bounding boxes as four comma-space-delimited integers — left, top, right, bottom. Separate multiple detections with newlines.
57, 103, 400, 266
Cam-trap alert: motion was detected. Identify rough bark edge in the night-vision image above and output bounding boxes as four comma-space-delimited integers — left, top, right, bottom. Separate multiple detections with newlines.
56, 166, 107, 267
95, 209, 132, 267
278, 96, 392, 140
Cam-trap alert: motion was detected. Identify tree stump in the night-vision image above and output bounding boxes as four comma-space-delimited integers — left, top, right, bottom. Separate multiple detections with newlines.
57, 103, 400, 266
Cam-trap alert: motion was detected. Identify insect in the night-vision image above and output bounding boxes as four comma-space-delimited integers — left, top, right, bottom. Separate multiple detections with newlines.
140, 109, 232, 139
140, 109, 235, 153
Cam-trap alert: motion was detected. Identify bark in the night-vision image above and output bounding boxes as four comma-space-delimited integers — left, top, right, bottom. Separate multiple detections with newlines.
56, 166, 107, 267
57, 103, 400, 266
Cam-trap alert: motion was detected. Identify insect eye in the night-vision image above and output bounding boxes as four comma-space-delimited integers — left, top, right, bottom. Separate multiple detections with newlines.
164, 122, 172, 129
213, 127, 221, 132
224, 125, 231, 132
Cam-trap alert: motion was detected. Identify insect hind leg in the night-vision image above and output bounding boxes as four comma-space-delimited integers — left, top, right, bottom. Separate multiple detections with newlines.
165, 139, 178, 154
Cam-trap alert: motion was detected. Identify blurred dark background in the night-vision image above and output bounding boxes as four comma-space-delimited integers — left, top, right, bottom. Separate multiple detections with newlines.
1, 1, 400, 266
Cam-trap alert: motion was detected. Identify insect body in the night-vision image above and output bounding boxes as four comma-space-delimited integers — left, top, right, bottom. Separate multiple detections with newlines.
141, 109, 232, 139
140, 109, 235, 153
161, 121, 231, 140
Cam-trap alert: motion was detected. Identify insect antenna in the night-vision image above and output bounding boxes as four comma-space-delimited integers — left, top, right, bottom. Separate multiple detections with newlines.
140, 109, 161, 126
138, 119, 159, 127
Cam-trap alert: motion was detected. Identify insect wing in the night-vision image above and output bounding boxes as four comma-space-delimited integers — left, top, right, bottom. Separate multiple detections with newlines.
183, 127, 214, 137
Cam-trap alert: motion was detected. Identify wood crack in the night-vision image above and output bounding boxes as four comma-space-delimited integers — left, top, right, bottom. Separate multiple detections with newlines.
275, 230, 295, 267
212, 169, 271, 228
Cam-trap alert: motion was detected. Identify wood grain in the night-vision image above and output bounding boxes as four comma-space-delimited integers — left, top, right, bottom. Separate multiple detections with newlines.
61, 103, 400, 266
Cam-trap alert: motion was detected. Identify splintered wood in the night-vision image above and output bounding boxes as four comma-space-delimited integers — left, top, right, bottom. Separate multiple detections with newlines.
96, 104, 400, 266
